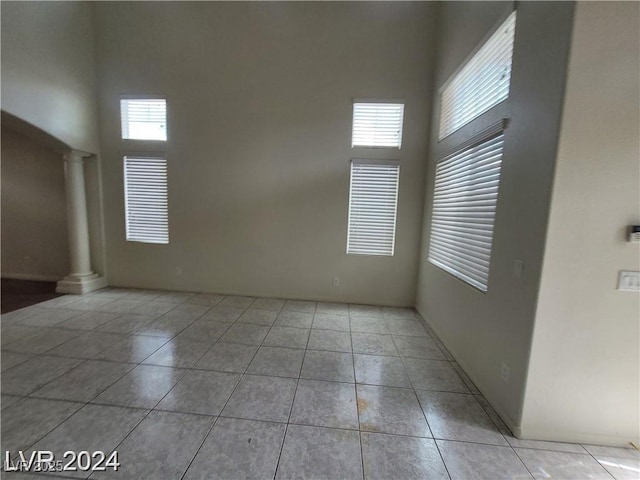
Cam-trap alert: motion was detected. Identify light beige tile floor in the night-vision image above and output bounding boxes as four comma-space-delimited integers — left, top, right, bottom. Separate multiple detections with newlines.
1, 287, 637, 479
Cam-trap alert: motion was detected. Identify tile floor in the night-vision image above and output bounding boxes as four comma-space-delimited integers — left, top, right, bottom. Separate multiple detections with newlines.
1, 288, 638, 479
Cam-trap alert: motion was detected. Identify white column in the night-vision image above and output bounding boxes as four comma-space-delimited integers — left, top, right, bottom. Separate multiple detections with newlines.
64, 151, 92, 276
56, 150, 107, 294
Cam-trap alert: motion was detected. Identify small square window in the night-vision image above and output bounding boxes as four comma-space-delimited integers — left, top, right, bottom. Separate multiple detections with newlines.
352, 102, 404, 148
121, 98, 167, 141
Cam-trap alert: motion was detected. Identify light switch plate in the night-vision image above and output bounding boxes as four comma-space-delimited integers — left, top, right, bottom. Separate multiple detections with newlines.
618, 271, 640, 291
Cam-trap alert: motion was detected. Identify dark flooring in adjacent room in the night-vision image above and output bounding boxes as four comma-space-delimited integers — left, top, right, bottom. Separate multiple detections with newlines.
1, 278, 63, 314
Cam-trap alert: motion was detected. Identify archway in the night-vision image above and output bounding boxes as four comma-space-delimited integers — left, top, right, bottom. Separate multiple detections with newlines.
2, 111, 107, 294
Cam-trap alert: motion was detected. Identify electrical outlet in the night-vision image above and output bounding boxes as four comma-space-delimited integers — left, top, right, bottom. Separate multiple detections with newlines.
618, 271, 640, 291
175, 267, 182, 276
513, 259, 524, 278
500, 362, 510, 384
332, 276, 340, 287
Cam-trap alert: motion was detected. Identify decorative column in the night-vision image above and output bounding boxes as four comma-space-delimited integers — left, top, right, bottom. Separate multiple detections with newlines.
56, 150, 107, 294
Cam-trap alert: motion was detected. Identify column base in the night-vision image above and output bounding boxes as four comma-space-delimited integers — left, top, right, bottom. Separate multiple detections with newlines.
56, 273, 108, 295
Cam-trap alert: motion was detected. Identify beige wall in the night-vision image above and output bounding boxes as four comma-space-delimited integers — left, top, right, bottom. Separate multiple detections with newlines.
416, 1, 575, 432
1, 1, 100, 154
1, 127, 70, 280
2, 2, 107, 281
93, 2, 436, 305
521, 2, 640, 446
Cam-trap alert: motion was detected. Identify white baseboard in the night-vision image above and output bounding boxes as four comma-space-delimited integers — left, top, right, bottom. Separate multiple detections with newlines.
106, 283, 414, 308
57, 274, 108, 294
517, 428, 639, 448
1, 272, 63, 282
414, 303, 523, 437
414, 304, 638, 447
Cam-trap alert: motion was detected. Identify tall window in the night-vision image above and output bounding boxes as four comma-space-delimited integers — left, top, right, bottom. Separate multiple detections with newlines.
121, 98, 167, 141
428, 133, 504, 291
123, 157, 169, 244
121, 97, 169, 244
352, 102, 405, 148
347, 161, 400, 256
429, 11, 517, 290
439, 12, 516, 140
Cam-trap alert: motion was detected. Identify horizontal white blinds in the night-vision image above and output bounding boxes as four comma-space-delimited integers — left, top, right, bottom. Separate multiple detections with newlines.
347, 162, 400, 256
124, 157, 169, 244
121, 99, 167, 141
352, 103, 404, 148
428, 133, 504, 291
439, 12, 516, 140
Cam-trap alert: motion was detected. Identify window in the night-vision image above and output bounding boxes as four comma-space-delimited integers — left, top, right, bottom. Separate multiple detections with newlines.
439, 12, 516, 140
124, 156, 169, 244
121, 98, 167, 141
347, 161, 400, 256
428, 132, 504, 291
352, 102, 405, 148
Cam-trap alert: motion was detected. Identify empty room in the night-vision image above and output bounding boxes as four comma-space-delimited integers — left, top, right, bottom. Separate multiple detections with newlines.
1, 1, 638, 479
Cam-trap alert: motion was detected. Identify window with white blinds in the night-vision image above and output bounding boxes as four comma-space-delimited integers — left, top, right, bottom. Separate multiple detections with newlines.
124, 157, 169, 244
352, 102, 405, 148
439, 12, 516, 140
428, 133, 504, 291
347, 161, 400, 256
121, 98, 167, 141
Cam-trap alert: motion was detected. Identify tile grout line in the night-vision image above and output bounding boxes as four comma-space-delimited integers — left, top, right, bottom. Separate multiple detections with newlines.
2, 295, 221, 471
349, 307, 367, 480
198, 297, 313, 479
8, 304, 213, 401
174, 346, 241, 480
393, 332, 453, 480
2, 298, 194, 363
408, 311, 536, 480
177, 417, 219, 480
15, 312, 428, 405
80, 322, 205, 471
94, 295, 254, 480
6, 295, 620, 479
3, 356, 89, 398
263, 298, 307, 480
398, 314, 494, 480
11, 303, 493, 400
570, 448, 619, 480
510, 445, 552, 480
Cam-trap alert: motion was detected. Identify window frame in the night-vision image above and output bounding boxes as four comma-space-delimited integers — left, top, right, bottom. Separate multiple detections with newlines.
428, 9, 517, 292
120, 95, 168, 142
346, 159, 401, 257
123, 155, 170, 245
437, 10, 517, 141
351, 99, 405, 149
427, 122, 506, 292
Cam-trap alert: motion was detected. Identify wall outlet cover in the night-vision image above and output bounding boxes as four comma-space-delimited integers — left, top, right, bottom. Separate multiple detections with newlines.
500, 362, 511, 383
618, 271, 640, 291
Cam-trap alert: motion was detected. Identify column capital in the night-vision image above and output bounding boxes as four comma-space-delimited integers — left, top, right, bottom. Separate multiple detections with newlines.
63, 149, 92, 164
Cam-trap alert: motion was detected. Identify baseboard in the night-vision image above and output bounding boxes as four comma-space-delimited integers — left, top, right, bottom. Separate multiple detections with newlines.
1, 272, 63, 282
517, 428, 639, 448
414, 303, 523, 437
57, 274, 108, 294
106, 283, 414, 308
414, 305, 639, 447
